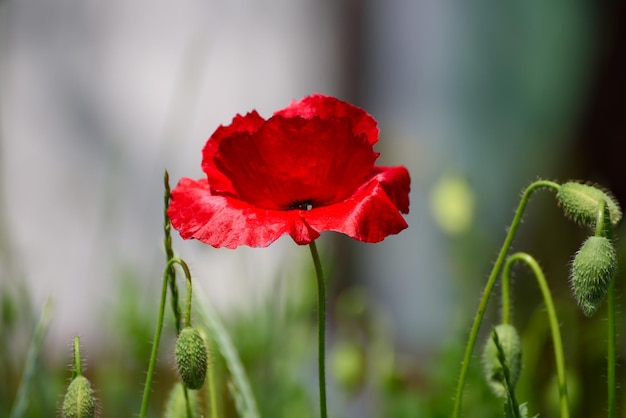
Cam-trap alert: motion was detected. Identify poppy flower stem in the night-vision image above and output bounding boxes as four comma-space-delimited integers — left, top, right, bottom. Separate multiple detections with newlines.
452, 180, 560, 418
139, 257, 192, 418
503, 253, 569, 418
595, 200, 616, 418
309, 240, 328, 418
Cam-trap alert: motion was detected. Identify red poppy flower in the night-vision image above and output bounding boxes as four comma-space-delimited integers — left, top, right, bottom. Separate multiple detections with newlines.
168, 94, 410, 249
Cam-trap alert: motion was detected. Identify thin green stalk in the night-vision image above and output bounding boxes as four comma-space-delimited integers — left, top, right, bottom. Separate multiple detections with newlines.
596, 200, 616, 418
452, 180, 559, 417
139, 257, 191, 418
184, 269, 193, 328
505, 252, 569, 418
164, 170, 182, 334
501, 264, 511, 326
309, 240, 327, 418
607, 278, 616, 418
73, 336, 82, 377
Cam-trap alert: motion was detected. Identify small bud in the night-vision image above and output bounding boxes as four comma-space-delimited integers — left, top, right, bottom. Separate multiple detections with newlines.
556, 182, 621, 227
570, 236, 617, 317
164, 382, 200, 418
62, 375, 96, 418
175, 327, 208, 390
482, 324, 522, 398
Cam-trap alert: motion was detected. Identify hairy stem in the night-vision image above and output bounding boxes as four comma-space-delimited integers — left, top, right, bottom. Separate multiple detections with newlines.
139, 257, 191, 418
452, 180, 559, 417
505, 253, 569, 418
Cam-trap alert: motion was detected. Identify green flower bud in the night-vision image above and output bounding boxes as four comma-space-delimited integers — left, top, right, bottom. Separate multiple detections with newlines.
62, 375, 96, 418
556, 182, 621, 227
482, 324, 522, 398
175, 327, 208, 390
571, 236, 617, 317
164, 382, 201, 418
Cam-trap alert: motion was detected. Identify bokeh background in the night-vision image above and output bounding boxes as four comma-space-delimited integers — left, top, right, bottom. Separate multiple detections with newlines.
1, 1, 626, 417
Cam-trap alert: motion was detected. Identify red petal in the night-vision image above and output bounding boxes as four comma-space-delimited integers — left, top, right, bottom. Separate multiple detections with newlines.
168, 177, 320, 248
213, 115, 378, 210
275, 94, 379, 145
303, 177, 409, 243
201, 111, 266, 194
370, 166, 411, 214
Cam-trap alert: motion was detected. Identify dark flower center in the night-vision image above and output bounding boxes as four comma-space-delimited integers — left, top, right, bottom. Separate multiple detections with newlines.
289, 199, 313, 211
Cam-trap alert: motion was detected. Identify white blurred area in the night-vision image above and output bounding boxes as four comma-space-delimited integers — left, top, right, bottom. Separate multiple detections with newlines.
0, 0, 596, 368
0, 0, 344, 351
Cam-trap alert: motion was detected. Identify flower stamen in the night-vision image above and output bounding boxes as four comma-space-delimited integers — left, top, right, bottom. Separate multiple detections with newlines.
290, 199, 313, 211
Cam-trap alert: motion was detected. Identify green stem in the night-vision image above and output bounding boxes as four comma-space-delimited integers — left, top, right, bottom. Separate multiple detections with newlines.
452, 180, 559, 418
505, 253, 569, 418
73, 336, 82, 377
309, 240, 327, 418
139, 257, 191, 418
607, 278, 616, 418
184, 269, 193, 328
501, 264, 511, 326
164, 170, 182, 334
596, 199, 616, 418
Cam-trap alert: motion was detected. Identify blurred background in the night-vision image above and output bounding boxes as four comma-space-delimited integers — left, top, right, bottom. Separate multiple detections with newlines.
1, 0, 625, 417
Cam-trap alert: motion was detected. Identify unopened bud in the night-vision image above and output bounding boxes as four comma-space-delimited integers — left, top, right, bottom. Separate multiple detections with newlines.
175, 327, 208, 390
557, 182, 621, 227
62, 375, 96, 418
482, 324, 522, 398
571, 236, 617, 317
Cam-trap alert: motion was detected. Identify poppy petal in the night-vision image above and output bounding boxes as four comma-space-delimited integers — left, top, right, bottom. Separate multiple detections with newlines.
275, 94, 379, 145
303, 177, 409, 243
201, 111, 266, 194
370, 166, 411, 214
168, 177, 321, 248
213, 115, 378, 210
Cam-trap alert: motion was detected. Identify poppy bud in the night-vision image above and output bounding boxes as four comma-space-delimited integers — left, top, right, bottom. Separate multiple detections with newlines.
556, 182, 621, 227
164, 382, 200, 418
570, 236, 617, 317
175, 327, 208, 390
482, 324, 522, 398
61, 375, 96, 418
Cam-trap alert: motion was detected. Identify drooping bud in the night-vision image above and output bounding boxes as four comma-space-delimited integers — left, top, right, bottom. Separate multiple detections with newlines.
570, 236, 617, 317
482, 324, 522, 398
556, 182, 621, 227
62, 375, 96, 418
175, 327, 208, 390
164, 382, 201, 418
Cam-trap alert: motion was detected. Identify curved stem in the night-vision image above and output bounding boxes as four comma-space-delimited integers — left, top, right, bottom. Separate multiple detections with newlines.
452, 180, 559, 417
505, 252, 569, 418
309, 240, 327, 418
139, 257, 191, 418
